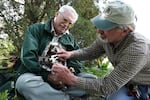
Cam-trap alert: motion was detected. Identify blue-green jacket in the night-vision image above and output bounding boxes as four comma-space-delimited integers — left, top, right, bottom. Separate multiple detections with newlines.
17, 18, 82, 81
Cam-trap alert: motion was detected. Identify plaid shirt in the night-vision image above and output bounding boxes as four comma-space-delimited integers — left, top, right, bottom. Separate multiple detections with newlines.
73, 32, 150, 95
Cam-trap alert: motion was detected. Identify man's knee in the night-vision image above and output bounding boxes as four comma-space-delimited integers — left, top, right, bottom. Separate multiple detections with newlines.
15, 73, 43, 93
106, 86, 134, 100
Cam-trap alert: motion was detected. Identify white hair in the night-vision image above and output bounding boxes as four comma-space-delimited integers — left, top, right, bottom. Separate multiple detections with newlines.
118, 23, 136, 32
58, 5, 78, 23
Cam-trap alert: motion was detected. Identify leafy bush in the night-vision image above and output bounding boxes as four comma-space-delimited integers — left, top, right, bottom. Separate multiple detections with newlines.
0, 90, 24, 100
82, 57, 113, 78
0, 38, 16, 57
0, 90, 8, 100
0, 38, 16, 67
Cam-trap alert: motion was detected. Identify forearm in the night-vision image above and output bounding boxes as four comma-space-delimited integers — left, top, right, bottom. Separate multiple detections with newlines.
71, 39, 105, 60
74, 57, 147, 95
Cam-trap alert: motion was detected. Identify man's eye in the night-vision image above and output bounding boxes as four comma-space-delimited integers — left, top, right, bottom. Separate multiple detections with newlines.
63, 19, 68, 23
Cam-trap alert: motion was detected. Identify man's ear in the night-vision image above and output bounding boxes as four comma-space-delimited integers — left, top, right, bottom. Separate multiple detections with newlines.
123, 29, 127, 33
55, 12, 59, 17
123, 26, 131, 33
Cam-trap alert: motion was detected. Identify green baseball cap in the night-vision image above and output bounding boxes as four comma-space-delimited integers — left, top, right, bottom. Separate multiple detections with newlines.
91, 1, 135, 30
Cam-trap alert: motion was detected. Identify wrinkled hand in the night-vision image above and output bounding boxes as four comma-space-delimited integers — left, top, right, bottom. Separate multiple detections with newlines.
52, 63, 77, 86
57, 49, 74, 61
47, 72, 64, 85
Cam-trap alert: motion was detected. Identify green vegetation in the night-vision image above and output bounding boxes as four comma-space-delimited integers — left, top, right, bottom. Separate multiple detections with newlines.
0, 38, 16, 67
0, 90, 8, 100
0, 90, 23, 100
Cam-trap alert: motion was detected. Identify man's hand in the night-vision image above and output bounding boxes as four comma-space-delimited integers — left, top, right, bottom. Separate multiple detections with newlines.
47, 72, 68, 90
52, 63, 77, 86
47, 72, 64, 85
57, 49, 74, 61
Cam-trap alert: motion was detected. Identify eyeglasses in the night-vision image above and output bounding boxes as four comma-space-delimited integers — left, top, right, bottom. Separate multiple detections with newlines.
59, 12, 73, 28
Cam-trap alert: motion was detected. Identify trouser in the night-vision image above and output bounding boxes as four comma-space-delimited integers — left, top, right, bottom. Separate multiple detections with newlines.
107, 85, 150, 100
15, 73, 96, 100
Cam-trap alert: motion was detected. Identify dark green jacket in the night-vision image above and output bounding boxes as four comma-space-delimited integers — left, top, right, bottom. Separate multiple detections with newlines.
17, 18, 82, 81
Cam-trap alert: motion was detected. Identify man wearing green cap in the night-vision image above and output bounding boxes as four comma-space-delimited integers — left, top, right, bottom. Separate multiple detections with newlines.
52, 1, 150, 100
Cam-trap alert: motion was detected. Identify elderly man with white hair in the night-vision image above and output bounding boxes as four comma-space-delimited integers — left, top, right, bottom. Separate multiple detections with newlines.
15, 5, 96, 100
